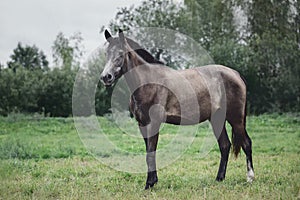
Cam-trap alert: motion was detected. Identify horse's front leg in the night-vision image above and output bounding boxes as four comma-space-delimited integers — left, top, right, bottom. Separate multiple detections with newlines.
139, 122, 160, 189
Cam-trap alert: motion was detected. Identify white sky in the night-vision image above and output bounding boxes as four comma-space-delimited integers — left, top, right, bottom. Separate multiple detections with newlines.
0, 0, 141, 66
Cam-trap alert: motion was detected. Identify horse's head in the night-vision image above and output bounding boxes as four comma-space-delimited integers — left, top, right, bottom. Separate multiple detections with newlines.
101, 29, 129, 87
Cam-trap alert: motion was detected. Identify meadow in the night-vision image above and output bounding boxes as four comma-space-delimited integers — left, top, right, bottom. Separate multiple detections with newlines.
0, 113, 299, 199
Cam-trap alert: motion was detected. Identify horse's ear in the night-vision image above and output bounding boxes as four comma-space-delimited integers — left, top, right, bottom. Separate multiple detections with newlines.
118, 29, 125, 44
118, 29, 126, 50
104, 29, 112, 43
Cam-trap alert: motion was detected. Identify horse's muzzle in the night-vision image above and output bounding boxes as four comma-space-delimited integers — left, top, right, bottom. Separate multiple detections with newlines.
100, 73, 114, 87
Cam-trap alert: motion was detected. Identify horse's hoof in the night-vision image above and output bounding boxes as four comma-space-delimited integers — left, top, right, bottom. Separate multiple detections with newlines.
216, 176, 225, 182
144, 179, 158, 190
144, 183, 155, 190
247, 170, 255, 183
144, 184, 151, 190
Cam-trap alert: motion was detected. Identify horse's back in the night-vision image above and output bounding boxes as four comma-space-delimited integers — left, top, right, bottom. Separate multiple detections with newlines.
183, 65, 247, 123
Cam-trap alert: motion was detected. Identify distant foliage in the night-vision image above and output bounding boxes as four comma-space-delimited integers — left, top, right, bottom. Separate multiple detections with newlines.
106, 0, 300, 114
7, 43, 49, 72
243, 0, 300, 113
52, 32, 84, 70
0, 43, 110, 117
72, 50, 112, 116
0, 67, 76, 117
0, 0, 299, 116
38, 68, 77, 117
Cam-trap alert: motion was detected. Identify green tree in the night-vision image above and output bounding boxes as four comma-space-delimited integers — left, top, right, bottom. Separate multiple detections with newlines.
72, 49, 112, 116
106, 0, 243, 69
106, 0, 300, 113
52, 32, 84, 69
2, 43, 48, 115
105, 0, 188, 68
184, 0, 251, 73
240, 0, 300, 112
184, 0, 238, 49
107, 0, 184, 31
88, 51, 112, 115
0, 67, 44, 115
38, 68, 76, 117
7, 42, 49, 72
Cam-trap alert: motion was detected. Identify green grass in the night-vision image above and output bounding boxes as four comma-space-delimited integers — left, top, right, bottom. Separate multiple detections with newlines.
0, 113, 299, 199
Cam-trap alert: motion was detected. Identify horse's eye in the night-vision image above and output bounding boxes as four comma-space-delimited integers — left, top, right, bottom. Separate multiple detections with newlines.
115, 56, 123, 64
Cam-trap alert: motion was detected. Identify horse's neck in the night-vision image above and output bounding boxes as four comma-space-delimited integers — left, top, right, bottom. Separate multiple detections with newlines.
124, 51, 151, 92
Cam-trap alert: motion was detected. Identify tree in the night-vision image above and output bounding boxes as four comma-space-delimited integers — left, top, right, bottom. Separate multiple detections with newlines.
52, 32, 84, 69
184, 0, 239, 49
184, 0, 252, 74
38, 68, 76, 117
240, 0, 300, 112
87, 51, 112, 116
105, 0, 189, 68
72, 49, 113, 116
1, 43, 48, 115
106, 0, 300, 113
106, 0, 184, 32
0, 67, 44, 115
7, 42, 49, 72
106, 0, 244, 68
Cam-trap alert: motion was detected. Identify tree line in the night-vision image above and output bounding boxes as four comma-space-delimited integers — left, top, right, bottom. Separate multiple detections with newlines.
0, 0, 299, 117
0, 32, 110, 117
107, 0, 300, 114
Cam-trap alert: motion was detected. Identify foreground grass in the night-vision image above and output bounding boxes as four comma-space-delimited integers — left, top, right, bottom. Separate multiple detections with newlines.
0, 114, 299, 199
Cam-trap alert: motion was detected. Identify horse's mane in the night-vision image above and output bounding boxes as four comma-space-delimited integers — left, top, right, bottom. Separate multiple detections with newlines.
126, 37, 164, 65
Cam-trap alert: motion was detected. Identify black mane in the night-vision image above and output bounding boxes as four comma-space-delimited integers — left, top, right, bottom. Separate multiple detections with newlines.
126, 37, 164, 65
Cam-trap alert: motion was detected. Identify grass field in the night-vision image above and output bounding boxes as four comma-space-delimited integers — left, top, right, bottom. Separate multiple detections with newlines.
0, 113, 299, 199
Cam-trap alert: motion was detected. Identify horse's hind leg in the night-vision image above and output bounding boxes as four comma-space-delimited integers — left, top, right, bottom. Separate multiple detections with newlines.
242, 129, 254, 182
231, 123, 255, 182
212, 123, 231, 181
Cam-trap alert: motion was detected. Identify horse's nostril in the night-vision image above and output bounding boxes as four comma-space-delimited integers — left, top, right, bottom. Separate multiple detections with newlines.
107, 74, 113, 81
101, 73, 114, 84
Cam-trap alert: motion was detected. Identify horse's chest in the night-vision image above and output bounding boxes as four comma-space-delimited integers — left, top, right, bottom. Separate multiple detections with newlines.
129, 96, 151, 125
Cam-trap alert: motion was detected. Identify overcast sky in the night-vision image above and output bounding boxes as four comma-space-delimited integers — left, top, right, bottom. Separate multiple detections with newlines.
0, 0, 141, 66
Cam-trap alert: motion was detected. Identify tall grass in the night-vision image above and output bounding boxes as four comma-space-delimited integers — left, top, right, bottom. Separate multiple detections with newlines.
0, 113, 299, 199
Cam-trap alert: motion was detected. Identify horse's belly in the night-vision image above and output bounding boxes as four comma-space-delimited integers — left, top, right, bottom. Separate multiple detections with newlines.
165, 109, 209, 125
165, 116, 203, 125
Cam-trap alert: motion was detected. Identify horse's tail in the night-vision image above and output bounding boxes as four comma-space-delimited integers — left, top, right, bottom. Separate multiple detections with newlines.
240, 74, 247, 128
231, 129, 241, 158
232, 74, 247, 158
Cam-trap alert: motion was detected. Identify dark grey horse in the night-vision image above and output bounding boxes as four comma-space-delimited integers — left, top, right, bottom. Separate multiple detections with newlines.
100, 29, 254, 189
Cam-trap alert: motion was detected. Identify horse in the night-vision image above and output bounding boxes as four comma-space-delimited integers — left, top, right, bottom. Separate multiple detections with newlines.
100, 29, 254, 189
